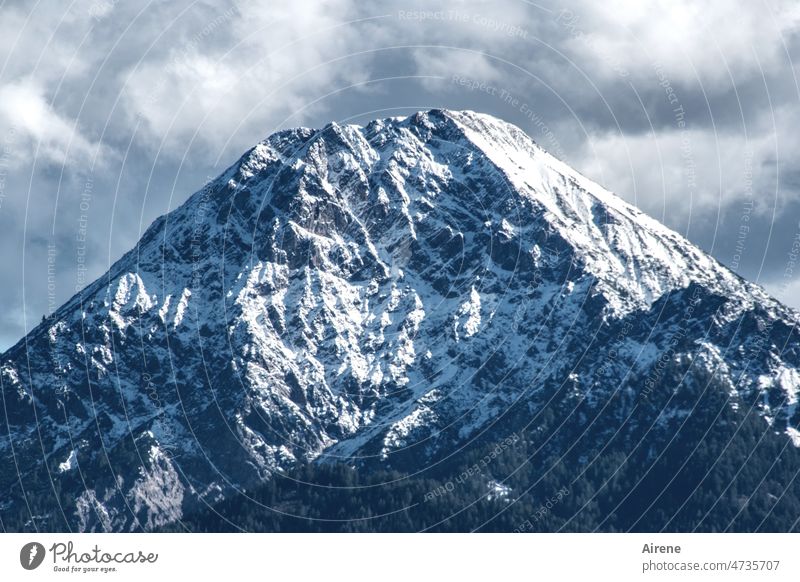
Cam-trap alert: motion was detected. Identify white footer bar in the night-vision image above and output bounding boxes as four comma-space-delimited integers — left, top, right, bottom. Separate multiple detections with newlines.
1, 533, 796, 581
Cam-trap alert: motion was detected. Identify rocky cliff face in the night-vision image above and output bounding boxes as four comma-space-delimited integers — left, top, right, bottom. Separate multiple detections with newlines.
2, 109, 799, 531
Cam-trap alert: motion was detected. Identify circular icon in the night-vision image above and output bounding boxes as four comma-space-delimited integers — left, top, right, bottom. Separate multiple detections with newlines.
19, 542, 46, 570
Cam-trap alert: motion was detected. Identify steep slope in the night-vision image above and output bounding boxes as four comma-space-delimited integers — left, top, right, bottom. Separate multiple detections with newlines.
1, 109, 799, 531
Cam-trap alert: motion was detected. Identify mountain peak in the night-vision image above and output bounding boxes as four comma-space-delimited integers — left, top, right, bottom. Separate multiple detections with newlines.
219, 109, 764, 318
2, 110, 799, 532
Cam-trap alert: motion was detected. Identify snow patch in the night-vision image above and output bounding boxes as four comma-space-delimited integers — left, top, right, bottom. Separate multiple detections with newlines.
173, 289, 192, 328
454, 286, 482, 340
787, 427, 800, 447
58, 449, 77, 472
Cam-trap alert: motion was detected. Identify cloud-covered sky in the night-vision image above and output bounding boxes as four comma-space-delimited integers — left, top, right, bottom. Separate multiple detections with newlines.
1, 0, 800, 349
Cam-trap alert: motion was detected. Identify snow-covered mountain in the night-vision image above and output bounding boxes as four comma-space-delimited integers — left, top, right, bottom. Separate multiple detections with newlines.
2, 109, 799, 531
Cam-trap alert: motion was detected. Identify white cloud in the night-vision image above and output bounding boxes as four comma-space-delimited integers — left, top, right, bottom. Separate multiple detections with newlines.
122, 0, 374, 156
570, 99, 800, 232
766, 276, 800, 310
0, 81, 105, 167
558, 0, 800, 85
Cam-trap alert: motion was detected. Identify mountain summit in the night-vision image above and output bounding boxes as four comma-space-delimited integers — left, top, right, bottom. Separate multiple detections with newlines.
2, 110, 800, 531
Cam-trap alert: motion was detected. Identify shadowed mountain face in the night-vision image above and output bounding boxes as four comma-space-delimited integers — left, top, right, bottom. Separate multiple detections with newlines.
2, 110, 799, 532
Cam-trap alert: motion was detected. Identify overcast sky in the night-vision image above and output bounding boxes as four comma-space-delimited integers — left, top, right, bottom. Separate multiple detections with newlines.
1, 0, 800, 350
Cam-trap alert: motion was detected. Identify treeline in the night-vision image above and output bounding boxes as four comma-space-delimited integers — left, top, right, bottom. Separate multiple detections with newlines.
163, 382, 800, 532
